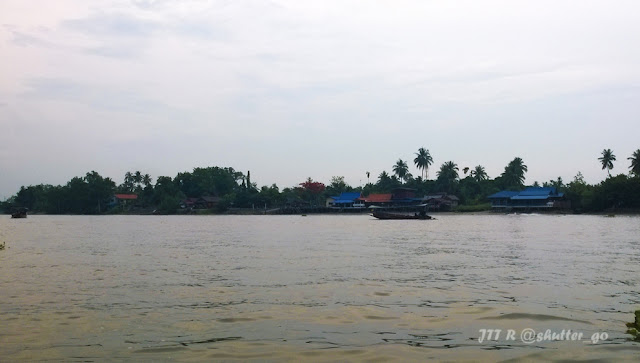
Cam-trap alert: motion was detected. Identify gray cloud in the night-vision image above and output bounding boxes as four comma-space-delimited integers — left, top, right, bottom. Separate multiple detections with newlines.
22, 78, 185, 117
10, 30, 51, 47
61, 12, 159, 37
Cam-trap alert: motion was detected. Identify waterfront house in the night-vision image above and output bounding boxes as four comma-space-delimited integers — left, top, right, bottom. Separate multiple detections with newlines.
488, 187, 570, 210
107, 194, 138, 210
109, 193, 138, 206
197, 196, 221, 209
362, 193, 393, 207
392, 187, 416, 200
487, 191, 519, 208
390, 187, 422, 205
331, 192, 363, 208
179, 197, 199, 209
326, 196, 337, 207
285, 196, 311, 208
423, 193, 460, 210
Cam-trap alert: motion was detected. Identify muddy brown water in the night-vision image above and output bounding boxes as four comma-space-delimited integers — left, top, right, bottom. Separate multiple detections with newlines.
1, 214, 639, 361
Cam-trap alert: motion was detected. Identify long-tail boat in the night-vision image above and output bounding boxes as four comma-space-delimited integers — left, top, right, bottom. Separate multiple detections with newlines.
11, 208, 27, 219
372, 210, 433, 220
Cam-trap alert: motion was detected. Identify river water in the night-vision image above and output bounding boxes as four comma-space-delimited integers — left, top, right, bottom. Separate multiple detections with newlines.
1, 214, 639, 361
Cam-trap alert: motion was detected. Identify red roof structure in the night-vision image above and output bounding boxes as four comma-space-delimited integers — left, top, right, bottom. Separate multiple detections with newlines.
114, 194, 138, 200
364, 194, 393, 203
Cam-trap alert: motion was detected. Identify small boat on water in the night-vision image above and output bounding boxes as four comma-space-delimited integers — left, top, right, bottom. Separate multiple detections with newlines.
372, 210, 433, 220
11, 208, 27, 219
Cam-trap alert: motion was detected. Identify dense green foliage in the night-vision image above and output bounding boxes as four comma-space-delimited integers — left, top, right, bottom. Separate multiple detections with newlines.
7, 171, 116, 214
3, 148, 640, 214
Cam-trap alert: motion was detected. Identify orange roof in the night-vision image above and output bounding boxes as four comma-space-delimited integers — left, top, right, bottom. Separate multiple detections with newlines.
364, 193, 393, 203
114, 194, 138, 200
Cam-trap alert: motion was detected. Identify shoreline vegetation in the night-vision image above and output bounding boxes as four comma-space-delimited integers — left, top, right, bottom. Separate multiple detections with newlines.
2, 148, 640, 216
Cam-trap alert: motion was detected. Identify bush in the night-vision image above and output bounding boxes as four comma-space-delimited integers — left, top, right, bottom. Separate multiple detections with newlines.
158, 196, 180, 214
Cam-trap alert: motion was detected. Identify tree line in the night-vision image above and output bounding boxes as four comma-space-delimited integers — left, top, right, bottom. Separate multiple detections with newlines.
2, 148, 640, 214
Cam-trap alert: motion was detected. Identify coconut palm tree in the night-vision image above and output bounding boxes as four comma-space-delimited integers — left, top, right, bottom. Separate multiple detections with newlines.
437, 161, 459, 181
628, 149, 640, 177
142, 174, 152, 188
403, 172, 413, 183
134, 171, 142, 186
413, 148, 433, 180
393, 159, 409, 183
123, 171, 134, 192
598, 149, 616, 177
378, 171, 390, 183
436, 161, 459, 193
471, 165, 488, 182
501, 157, 528, 188
124, 171, 133, 184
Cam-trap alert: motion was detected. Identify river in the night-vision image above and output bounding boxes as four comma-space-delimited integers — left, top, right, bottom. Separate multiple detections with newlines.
1, 214, 639, 361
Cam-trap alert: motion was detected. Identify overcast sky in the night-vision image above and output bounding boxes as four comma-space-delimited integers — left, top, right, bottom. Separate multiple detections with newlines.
1, 0, 639, 197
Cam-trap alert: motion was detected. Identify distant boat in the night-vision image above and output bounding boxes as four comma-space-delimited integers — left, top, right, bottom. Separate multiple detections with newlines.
372, 210, 433, 220
11, 208, 27, 219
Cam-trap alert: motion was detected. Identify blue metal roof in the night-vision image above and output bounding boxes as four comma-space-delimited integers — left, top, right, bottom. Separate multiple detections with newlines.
518, 187, 558, 196
332, 192, 361, 204
511, 195, 551, 200
487, 191, 519, 199
338, 192, 361, 200
489, 187, 564, 201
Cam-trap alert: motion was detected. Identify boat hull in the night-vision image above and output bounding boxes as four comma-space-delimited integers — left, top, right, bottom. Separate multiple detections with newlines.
372, 211, 433, 220
11, 209, 27, 218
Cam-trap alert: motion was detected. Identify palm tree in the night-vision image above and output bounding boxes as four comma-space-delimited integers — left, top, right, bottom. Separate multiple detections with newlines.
142, 174, 152, 188
377, 170, 398, 191
628, 149, 640, 177
437, 161, 459, 181
124, 171, 133, 184
501, 157, 528, 188
598, 149, 616, 177
393, 159, 409, 183
471, 165, 488, 182
436, 161, 459, 193
413, 148, 433, 179
123, 171, 134, 192
134, 171, 142, 186
378, 171, 391, 182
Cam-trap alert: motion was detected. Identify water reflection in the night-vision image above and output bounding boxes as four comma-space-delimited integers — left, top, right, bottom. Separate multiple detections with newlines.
1, 214, 640, 361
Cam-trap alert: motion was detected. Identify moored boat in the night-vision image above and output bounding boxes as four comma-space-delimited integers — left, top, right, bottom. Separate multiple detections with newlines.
11, 208, 27, 219
372, 210, 433, 220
